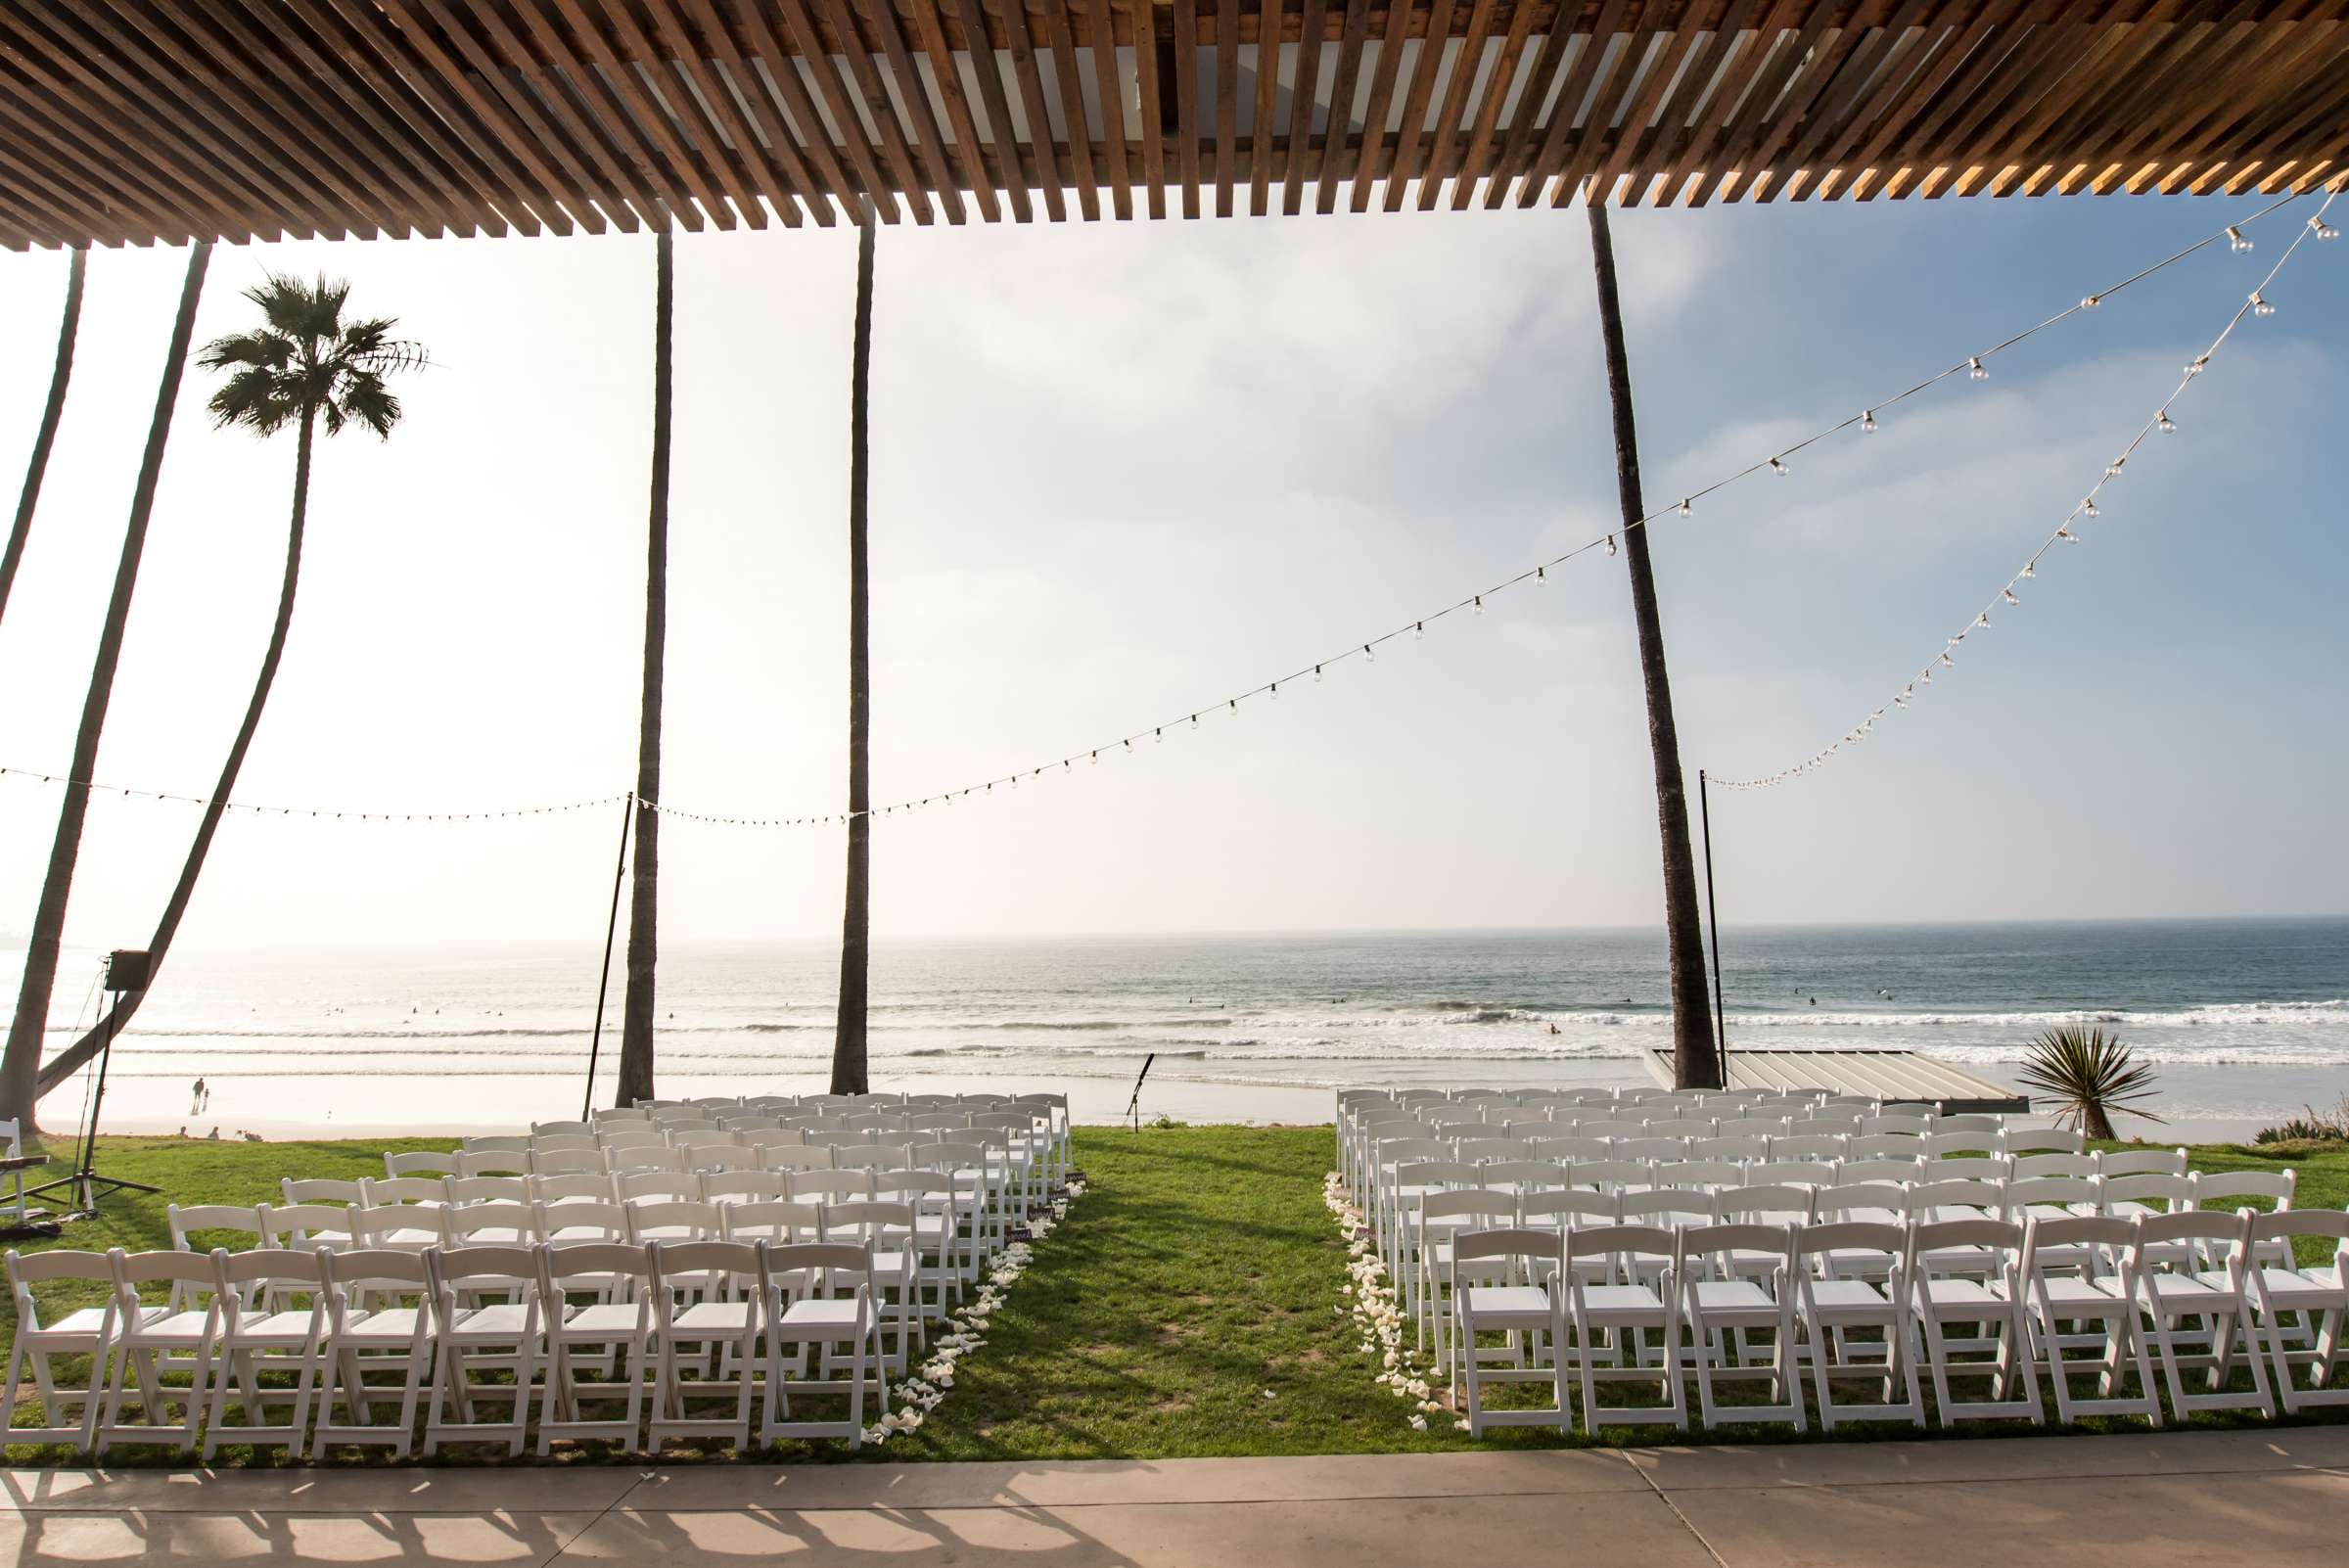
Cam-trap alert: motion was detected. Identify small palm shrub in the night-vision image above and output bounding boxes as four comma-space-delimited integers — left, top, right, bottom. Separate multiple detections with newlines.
2016, 1026, 2162, 1140
2254, 1095, 2349, 1146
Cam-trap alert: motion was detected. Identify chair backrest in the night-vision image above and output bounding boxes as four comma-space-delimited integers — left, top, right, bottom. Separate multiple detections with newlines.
1907, 1178, 2005, 1216
788, 1170, 877, 1204
702, 1172, 793, 1204
1518, 1189, 1618, 1226
1452, 1137, 1528, 1165
1772, 1135, 1849, 1161
2103, 1175, 2196, 1215
1748, 1161, 1836, 1188
539, 1200, 627, 1243
760, 1145, 838, 1174
455, 1151, 531, 1178
532, 1148, 609, 1176
759, 1239, 874, 1294
531, 1120, 593, 1138
1923, 1156, 2011, 1181
625, 1200, 722, 1241
362, 1176, 446, 1207
2021, 1213, 2135, 1269
1611, 1137, 1688, 1162
1565, 1222, 1680, 1268
462, 1135, 532, 1154
823, 1199, 914, 1240
2136, 1209, 2254, 1264
1417, 1189, 1516, 1230
282, 1177, 365, 1207
1844, 1133, 1925, 1160
609, 1144, 687, 1174
2004, 1176, 2102, 1218
1620, 1188, 1715, 1224
2097, 1147, 2188, 1178
738, 1128, 807, 1150
539, 1241, 651, 1297
1566, 1159, 1651, 1192
2013, 1153, 2099, 1179
2247, 1207, 2349, 1254
168, 1203, 270, 1251
614, 1172, 699, 1204
1524, 1136, 1613, 1162
1478, 1160, 1570, 1192
1681, 1221, 1797, 1276
598, 1127, 666, 1150
683, 1145, 760, 1174
440, 1200, 539, 1246
532, 1173, 615, 1205
216, 1243, 329, 1305
2002, 1127, 2086, 1156
321, 1246, 430, 1297
720, 1199, 824, 1243
1714, 1184, 1816, 1222
1450, 1226, 1563, 1279
447, 1176, 531, 1206
114, 1247, 226, 1296
1395, 1160, 1483, 1191
425, 1244, 541, 1303
1931, 1114, 2005, 1133
1911, 1216, 2024, 1268
1814, 1182, 1910, 1221
2193, 1170, 2296, 1211
1792, 1220, 1909, 1272
347, 1206, 435, 1248
531, 1134, 599, 1154
671, 1129, 740, 1150
1714, 1119, 1789, 1141
1694, 1136, 1772, 1163
651, 1238, 761, 1301
1862, 1114, 1931, 1136
385, 1151, 457, 1178
1652, 1160, 1746, 1191
7, 1248, 117, 1328
262, 1204, 353, 1247
835, 1142, 916, 1173
1834, 1158, 1924, 1185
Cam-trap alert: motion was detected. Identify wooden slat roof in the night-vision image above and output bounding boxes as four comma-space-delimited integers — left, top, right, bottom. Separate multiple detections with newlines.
1639, 1046, 2030, 1111
3, 1, 2344, 250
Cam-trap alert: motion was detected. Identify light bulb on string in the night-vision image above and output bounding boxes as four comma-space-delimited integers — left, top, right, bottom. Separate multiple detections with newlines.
1535, 567, 1546, 585
1154, 727, 1163, 744
2021, 561, 2036, 578
1975, 612, 1991, 628
1604, 534, 1619, 557
1861, 409, 1877, 433
1191, 712, 1200, 727
1269, 681, 1279, 701
1362, 643, 1375, 662
2056, 525, 2079, 542
1412, 622, 1425, 639
2158, 411, 2177, 434
1769, 456, 1790, 476
2228, 224, 2252, 253
1677, 498, 1691, 517
1089, 749, 1099, 763
2185, 355, 2207, 377
2314, 218, 2340, 242
1938, 651, 1954, 667
2105, 457, 2125, 478
1313, 664, 1324, 682
1472, 595, 1484, 616
2002, 586, 2019, 605
2251, 291, 2275, 316
1968, 356, 1988, 381
2082, 497, 2099, 517
2081, 294, 2100, 309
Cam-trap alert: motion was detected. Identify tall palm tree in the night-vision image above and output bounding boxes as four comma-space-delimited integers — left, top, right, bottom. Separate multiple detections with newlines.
27, 270, 423, 1101
2, 244, 210, 1130
1, 247, 87, 627
832, 214, 876, 1096
617, 227, 673, 1109
1586, 202, 1720, 1091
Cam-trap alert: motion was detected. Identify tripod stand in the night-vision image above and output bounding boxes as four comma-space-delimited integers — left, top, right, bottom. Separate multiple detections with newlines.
29, 951, 160, 1220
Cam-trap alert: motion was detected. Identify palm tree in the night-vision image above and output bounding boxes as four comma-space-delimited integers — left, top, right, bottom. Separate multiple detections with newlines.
832, 213, 876, 1096
2, 244, 210, 1130
1586, 201, 1719, 1090
1, 247, 86, 626
26, 270, 423, 1102
617, 227, 673, 1109
2018, 1026, 2163, 1141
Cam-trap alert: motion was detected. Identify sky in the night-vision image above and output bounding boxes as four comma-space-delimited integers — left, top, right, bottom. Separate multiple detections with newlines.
0, 189, 2343, 954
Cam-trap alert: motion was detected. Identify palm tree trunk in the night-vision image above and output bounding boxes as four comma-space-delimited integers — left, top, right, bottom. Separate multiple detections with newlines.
33, 401, 315, 1097
1, 242, 210, 1130
0, 247, 86, 627
617, 227, 673, 1110
1586, 202, 1719, 1091
831, 214, 876, 1097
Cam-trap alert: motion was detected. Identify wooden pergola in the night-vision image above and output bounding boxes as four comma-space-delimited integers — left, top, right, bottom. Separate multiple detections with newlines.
2, 2, 2344, 250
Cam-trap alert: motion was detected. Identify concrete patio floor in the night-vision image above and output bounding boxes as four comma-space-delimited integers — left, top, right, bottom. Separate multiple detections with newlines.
2, 1425, 2344, 1565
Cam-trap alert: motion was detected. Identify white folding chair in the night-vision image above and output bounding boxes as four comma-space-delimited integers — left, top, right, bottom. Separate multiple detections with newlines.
2098, 1147, 2189, 1178
1416, 1190, 1517, 1374
2020, 1214, 2161, 1425
2128, 1210, 2273, 1419
423, 1245, 544, 1455
759, 1239, 876, 1448
1906, 1218, 2041, 1425
1450, 1227, 1568, 1435
1679, 1221, 1806, 1430
1791, 1221, 1924, 1430
385, 1151, 458, 1179
822, 1200, 921, 1375
648, 1239, 763, 1450
1559, 1223, 1686, 1433
315, 1248, 436, 1458
97, 1250, 224, 1454
536, 1241, 652, 1453
3, 1248, 127, 1449
205, 1246, 332, 1458
2237, 1208, 2349, 1411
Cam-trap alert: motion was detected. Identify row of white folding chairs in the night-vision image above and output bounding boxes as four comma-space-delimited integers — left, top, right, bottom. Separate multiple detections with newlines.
473, 1112, 1066, 1195
1436, 1207, 2349, 1438
3, 1238, 891, 1458
606, 1092, 1072, 1183
1398, 1171, 2300, 1336
1344, 1113, 2060, 1183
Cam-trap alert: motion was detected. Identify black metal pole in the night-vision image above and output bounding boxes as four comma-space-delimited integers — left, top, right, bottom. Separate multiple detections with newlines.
1697, 768, 1729, 1086
583, 793, 633, 1120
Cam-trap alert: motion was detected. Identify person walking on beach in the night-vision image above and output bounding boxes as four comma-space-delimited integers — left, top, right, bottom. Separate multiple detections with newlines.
190, 1077, 207, 1113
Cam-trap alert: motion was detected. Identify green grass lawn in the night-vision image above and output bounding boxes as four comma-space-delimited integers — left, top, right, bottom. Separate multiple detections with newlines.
3, 1127, 2344, 1463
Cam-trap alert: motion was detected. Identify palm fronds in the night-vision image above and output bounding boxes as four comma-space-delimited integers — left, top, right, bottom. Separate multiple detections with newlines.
198, 271, 423, 441
2016, 1025, 2163, 1140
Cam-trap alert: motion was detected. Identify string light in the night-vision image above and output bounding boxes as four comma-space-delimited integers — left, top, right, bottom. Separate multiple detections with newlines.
2251, 291, 2275, 316
1604, 534, 1619, 557
2229, 224, 2253, 252
1712, 188, 2333, 794
1861, 409, 1877, 433
2315, 217, 2340, 242
1677, 498, 1691, 517
2081, 295, 2100, 309
1968, 356, 1988, 381
1769, 456, 1790, 476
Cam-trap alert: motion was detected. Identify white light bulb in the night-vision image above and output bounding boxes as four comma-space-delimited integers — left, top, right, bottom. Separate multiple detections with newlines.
1268, 683, 1278, 701
1472, 595, 1484, 616
2003, 587, 2019, 605
2185, 356, 2206, 377
2081, 294, 2100, 309
2313, 215, 2340, 241
1362, 644, 1374, 663
1535, 566, 1547, 585
2056, 526, 2079, 542
1677, 498, 1691, 517
1604, 534, 1619, 558
2021, 561, 2036, 578
1975, 612, 1991, 627
2106, 457, 2125, 478
2158, 411, 2177, 434
2228, 224, 2252, 253
1412, 622, 1425, 640
2251, 291, 2275, 317
1861, 409, 1877, 433
1154, 727, 1163, 744
2082, 497, 2099, 517
1769, 456, 1790, 476
1313, 665, 1324, 682
1190, 713, 1200, 727
1939, 651, 1953, 667
1919, 668, 1932, 684
1968, 356, 1988, 381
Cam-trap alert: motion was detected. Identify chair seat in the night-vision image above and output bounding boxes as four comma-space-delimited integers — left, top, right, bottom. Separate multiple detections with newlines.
557, 1304, 643, 1336
1579, 1284, 1667, 1315
446, 1304, 536, 1341
1918, 1277, 2008, 1308
2102, 1272, 2223, 1304
1461, 1285, 1550, 1316
776, 1298, 865, 1330
129, 1310, 218, 1345
31, 1307, 121, 1340
2224, 1266, 2346, 1302
2037, 1276, 2125, 1307
671, 1302, 755, 1334
233, 1310, 325, 1346
1690, 1279, 1775, 1312
1809, 1280, 1893, 1310
341, 1308, 428, 1345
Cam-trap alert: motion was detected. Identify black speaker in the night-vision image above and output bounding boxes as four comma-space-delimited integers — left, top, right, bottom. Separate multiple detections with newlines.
104, 949, 152, 992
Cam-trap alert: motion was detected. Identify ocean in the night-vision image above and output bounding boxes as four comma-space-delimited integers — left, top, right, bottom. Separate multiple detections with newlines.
23, 918, 2348, 1133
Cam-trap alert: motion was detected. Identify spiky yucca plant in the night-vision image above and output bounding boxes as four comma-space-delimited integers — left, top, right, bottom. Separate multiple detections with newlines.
2017, 1026, 2163, 1140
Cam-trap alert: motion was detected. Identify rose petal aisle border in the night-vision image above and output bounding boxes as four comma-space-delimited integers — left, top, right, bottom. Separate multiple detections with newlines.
862, 1176, 1089, 1444
1323, 1172, 1466, 1433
